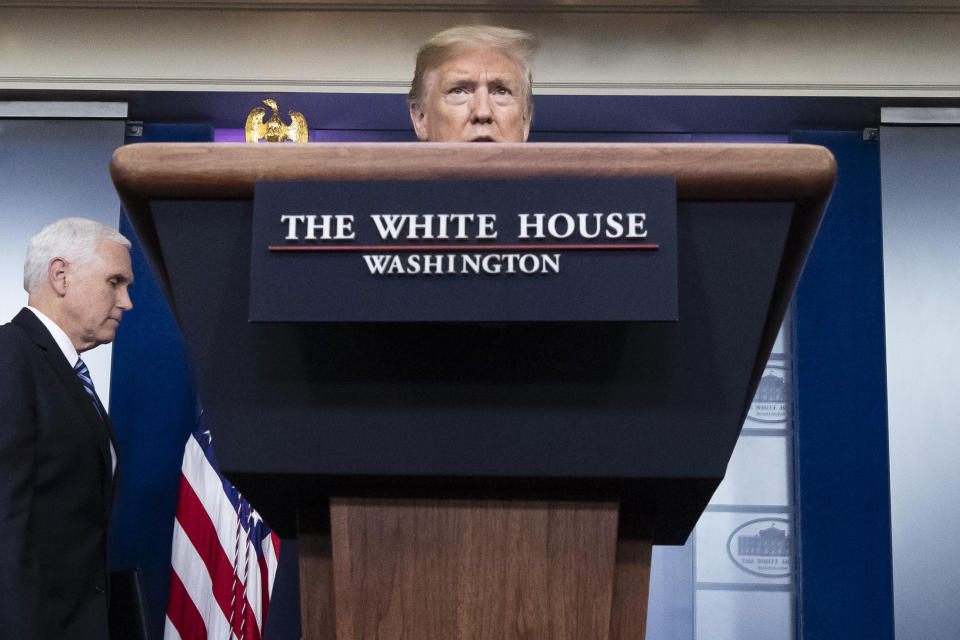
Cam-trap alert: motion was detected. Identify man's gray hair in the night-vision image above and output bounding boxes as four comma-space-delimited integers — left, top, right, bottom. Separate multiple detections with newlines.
408, 25, 539, 119
23, 217, 131, 293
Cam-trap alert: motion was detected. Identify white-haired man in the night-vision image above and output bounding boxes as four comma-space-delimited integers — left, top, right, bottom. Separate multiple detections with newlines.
409, 25, 538, 143
0, 217, 133, 639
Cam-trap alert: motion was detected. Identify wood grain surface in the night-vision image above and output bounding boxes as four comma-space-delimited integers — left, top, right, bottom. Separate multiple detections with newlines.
307, 498, 637, 640
111, 142, 836, 206
299, 505, 338, 640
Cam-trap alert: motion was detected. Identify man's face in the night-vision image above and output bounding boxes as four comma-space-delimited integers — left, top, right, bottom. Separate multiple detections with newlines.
61, 240, 133, 352
411, 47, 530, 143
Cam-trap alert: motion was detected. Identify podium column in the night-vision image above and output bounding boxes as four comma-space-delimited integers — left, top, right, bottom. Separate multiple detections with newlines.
298, 498, 651, 640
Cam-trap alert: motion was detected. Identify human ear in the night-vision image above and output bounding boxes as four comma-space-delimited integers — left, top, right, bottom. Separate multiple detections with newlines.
410, 103, 429, 141
48, 258, 69, 295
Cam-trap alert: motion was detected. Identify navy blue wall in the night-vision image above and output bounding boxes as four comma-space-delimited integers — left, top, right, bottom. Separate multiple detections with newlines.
791, 130, 894, 639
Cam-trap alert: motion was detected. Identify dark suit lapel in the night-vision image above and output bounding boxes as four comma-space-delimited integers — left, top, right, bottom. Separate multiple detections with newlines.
89, 390, 121, 505
13, 309, 118, 512
101, 408, 121, 508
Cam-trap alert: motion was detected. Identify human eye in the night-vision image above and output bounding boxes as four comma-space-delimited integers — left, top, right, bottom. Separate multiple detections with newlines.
444, 85, 470, 104
491, 85, 516, 105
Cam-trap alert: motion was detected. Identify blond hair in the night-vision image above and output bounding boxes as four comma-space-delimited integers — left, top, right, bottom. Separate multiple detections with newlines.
408, 25, 538, 119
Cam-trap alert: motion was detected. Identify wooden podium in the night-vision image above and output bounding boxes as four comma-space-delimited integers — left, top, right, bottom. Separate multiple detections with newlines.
111, 142, 835, 640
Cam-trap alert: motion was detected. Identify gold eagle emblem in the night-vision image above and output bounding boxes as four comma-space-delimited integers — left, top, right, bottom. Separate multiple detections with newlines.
245, 99, 308, 143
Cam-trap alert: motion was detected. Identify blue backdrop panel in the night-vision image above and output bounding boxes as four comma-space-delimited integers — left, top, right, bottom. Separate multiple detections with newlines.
791, 130, 894, 639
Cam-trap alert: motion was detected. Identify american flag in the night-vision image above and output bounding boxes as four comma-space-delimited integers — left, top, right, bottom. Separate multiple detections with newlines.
164, 428, 280, 640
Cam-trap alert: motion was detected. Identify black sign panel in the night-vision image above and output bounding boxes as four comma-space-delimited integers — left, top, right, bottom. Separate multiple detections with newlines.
250, 177, 677, 321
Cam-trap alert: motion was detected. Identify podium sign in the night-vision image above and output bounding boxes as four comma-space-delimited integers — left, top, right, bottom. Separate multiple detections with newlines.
250, 177, 677, 321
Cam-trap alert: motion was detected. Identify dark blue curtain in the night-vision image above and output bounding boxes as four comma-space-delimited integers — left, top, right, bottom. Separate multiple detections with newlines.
791, 130, 894, 640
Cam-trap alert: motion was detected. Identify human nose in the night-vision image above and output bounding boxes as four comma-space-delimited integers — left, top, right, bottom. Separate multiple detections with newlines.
118, 286, 133, 311
470, 89, 493, 123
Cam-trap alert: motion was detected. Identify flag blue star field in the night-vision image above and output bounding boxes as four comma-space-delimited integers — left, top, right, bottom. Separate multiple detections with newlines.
164, 428, 280, 640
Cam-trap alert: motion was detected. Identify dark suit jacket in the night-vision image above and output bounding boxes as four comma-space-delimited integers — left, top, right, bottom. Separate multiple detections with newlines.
0, 308, 120, 639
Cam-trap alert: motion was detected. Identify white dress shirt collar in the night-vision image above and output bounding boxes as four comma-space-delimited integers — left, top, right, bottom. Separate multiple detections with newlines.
26, 305, 78, 367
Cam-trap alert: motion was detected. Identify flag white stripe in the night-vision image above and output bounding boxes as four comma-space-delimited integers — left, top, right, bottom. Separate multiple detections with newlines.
242, 535, 264, 629
166, 431, 280, 640
263, 534, 279, 596
183, 438, 263, 627
181, 438, 243, 568
169, 520, 234, 640
163, 615, 183, 640
180, 436, 271, 631
180, 436, 268, 628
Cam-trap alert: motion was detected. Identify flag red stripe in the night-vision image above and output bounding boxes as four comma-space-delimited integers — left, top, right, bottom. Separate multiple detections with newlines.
166, 432, 279, 640
167, 569, 208, 640
175, 475, 260, 639
176, 475, 265, 640
258, 550, 270, 624
243, 589, 261, 640
232, 573, 264, 640
231, 579, 245, 639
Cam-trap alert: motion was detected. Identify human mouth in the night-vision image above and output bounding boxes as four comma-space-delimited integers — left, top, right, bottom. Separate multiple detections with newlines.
470, 136, 496, 142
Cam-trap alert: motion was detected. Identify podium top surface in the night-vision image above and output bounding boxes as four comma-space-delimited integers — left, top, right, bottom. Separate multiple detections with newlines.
112, 142, 836, 206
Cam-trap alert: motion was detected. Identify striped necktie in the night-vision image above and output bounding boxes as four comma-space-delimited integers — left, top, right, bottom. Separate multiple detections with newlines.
74, 358, 104, 421
74, 358, 117, 475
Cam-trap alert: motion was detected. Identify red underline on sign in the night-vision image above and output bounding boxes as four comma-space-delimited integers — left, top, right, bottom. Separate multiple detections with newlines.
269, 244, 660, 252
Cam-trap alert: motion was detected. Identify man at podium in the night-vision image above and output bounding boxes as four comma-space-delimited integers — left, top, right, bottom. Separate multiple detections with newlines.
408, 25, 537, 143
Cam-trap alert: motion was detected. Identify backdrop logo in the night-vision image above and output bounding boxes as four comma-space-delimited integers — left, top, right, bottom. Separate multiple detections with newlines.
726, 517, 792, 578
747, 364, 788, 424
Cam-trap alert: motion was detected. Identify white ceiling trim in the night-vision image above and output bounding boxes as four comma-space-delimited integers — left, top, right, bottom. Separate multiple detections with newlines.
3, 1, 960, 13
0, 101, 129, 118
5, 76, 960, 98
